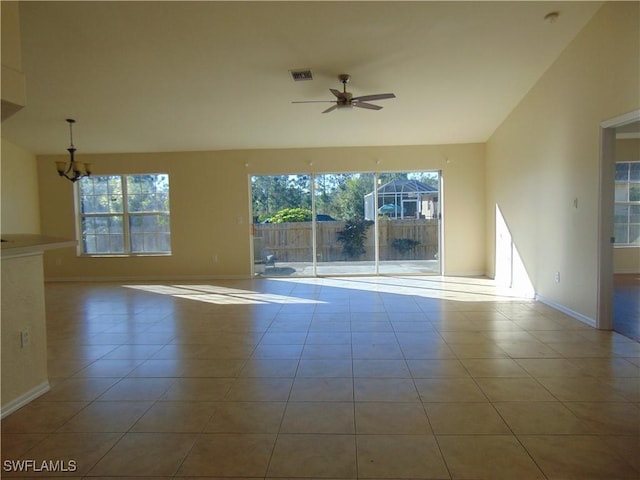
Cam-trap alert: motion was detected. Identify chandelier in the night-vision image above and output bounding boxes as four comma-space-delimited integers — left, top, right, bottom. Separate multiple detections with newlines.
55, 119, 91, 182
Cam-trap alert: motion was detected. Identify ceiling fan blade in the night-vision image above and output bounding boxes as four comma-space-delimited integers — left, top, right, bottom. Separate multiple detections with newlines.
353, 93, 396, 102
292, 100, 336, 104
354, 102, 383, 111
295, 75, 393, 113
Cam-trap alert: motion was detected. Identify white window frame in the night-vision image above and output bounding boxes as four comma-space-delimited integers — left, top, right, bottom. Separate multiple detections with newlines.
76, 173, 171, 256
614, 160, 640, 247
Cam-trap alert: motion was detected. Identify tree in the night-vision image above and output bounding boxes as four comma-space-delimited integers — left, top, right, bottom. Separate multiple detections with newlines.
314, 173, 352, 218
251, 175, 311, 220
378, 172, 409, 184
251, 171, 438, 222
313, 173, 375, 220
334, 174, 374, 219
337, 219, 373, 259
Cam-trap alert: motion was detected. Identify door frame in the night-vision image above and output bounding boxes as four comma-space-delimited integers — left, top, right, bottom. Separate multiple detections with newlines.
598, 109, 640, 329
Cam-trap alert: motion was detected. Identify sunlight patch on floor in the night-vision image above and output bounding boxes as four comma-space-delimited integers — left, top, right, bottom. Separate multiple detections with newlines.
123, 284, 325, 305
272, 276, 534, 302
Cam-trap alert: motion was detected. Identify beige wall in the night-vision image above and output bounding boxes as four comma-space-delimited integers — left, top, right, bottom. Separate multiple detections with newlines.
616, 246, 640, 274
1, 1, 22, 70
1, 253, 49, 415
1, 138, 41, 233
486, 2, 639, 321
1, 1, 27, 119
614, 138, 640, 273
37, 143, 486, 280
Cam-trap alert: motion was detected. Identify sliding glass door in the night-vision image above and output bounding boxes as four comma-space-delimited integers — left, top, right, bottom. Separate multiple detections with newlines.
314, 173, 376, 275
375, 172, 441, 274
250, 170, 441, 277
250, 175, 313, 276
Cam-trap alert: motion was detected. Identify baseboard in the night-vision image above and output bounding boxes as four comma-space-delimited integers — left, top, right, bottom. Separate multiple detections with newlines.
614, 269, 640, 275
535, 294, 596, 328
443, 271, 487, 278
1, 381, 51, 419
45, 274, 250, 283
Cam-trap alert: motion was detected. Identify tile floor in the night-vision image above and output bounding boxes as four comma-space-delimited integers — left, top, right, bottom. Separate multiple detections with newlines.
2, 276, 639, 479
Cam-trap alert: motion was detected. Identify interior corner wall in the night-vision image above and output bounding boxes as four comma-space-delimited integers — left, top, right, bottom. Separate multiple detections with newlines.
36, 143, 485, 281
485, 2, 640, 322
1, 137, 40, 233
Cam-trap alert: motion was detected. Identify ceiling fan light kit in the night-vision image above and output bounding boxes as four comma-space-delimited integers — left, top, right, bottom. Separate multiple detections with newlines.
293, 74, 396, 113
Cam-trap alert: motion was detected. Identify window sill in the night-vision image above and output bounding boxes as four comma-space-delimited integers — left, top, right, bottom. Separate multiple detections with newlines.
78, 253, 172, 258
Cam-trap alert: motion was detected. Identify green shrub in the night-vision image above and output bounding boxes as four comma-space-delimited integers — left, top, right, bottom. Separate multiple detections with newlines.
337, 218, 373, 259
269, 207, 312, 223
392, 238, 421, 253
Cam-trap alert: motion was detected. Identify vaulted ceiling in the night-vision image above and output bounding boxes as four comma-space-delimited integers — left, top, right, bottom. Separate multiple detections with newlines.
2, 1, 603, 154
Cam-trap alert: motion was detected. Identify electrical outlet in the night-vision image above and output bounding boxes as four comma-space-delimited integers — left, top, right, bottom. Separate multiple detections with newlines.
212, 254, 218, 263
554, 272, 561, 283
20, 330, 30, 348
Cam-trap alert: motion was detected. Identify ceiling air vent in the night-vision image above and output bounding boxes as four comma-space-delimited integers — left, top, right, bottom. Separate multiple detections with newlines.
289, 69, 313, 82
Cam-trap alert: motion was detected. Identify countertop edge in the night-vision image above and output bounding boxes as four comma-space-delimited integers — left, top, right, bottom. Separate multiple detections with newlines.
1, 234, 77, 259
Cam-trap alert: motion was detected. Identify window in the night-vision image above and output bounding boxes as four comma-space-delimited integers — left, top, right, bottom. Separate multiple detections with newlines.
614, 161, 640, 246
78, 174, 171, 255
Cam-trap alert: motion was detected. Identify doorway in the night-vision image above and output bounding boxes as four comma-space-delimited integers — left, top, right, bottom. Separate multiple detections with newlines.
598, 110, 640, 338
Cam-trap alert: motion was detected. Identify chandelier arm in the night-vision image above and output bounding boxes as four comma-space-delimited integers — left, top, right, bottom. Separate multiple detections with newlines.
55, 119, 90, 183
65, 148, 76, 175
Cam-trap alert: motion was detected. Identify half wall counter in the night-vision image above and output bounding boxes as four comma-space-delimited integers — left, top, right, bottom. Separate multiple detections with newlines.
1, 234, 76, 417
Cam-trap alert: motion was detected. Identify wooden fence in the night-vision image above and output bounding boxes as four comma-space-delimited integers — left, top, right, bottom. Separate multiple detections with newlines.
253, 219, 439, 262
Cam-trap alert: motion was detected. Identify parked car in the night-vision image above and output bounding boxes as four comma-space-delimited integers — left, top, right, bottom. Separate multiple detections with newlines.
261, 214, 336, 223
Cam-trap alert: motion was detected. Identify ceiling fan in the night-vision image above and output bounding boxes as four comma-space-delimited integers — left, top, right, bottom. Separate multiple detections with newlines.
293, 74, 396, 113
